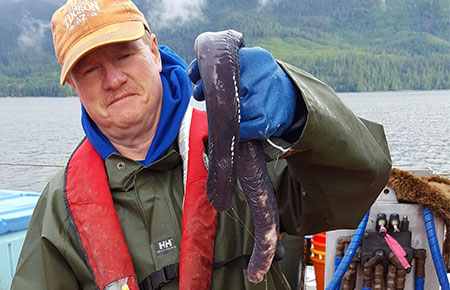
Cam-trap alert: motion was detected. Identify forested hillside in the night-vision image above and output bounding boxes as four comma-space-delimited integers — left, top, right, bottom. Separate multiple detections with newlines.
0, 0, 449, 96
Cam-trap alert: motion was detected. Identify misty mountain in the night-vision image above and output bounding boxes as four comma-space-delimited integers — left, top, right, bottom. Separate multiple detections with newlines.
0, 0, 449, 96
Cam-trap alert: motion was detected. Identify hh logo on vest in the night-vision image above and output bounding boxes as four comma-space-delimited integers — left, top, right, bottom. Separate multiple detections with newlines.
154, 237, 177, 256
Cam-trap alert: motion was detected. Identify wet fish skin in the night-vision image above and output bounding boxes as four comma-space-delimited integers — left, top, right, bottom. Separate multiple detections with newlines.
194, 29, 280, 284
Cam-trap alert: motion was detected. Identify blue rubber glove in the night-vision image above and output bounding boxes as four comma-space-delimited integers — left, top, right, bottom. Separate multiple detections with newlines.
189, 47, 302, 141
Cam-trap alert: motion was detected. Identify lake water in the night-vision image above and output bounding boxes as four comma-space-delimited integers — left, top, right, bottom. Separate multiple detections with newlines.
0, 90, 449, 193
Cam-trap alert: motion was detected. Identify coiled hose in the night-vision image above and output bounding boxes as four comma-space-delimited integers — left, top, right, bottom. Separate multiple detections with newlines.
326, 207, 449, 290
334, 257, 342, 273
326, 211, 370, 290
423, 206, 450, 290
415, 277, 425, 290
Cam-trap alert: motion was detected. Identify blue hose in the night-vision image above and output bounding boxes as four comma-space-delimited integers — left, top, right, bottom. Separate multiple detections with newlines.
326, 211, 370, 290
422, 206, 450, 290
334, 257, 342, 273
415, 277, 424, 290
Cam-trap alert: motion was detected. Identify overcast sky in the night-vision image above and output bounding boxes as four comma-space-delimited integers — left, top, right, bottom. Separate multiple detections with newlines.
1, 0, 208, 48
2, 0, 277, 48
145, 0, 206, 30
17, 12, 51, 49
1, 0, 274, 31
0, 0, 66, 4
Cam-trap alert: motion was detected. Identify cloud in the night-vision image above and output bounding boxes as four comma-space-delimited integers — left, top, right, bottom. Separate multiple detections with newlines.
41, 0, 66, 3
0, 0, 64, 3
257, 0, 281, 9
0, 0, 66, 3
147, 0, 206, 30
258, 0, 269, 6
17, 12, 51, 49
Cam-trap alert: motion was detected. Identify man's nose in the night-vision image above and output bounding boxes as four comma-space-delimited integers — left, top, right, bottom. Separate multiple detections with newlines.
102, 63, 127, 90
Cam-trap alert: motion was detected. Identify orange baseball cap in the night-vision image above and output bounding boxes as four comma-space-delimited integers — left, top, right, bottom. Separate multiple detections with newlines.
51, 0, 150, 85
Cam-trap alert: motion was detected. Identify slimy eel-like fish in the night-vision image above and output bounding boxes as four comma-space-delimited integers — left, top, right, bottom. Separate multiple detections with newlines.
194, 30, 280, 284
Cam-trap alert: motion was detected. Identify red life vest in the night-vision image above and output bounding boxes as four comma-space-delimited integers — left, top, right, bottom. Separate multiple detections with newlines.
64, 107, 217, 290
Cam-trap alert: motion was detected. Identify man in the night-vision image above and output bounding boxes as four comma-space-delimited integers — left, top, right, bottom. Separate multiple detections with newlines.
11, 0, 392, 289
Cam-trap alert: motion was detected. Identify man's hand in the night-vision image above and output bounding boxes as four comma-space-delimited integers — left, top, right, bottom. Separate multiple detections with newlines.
189, 47, 299, 141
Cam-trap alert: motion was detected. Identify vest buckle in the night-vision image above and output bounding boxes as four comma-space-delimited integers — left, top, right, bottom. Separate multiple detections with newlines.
140, 263, 179, 290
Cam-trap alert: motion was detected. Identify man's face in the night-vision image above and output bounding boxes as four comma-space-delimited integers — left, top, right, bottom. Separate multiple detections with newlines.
67, 34, 163, 140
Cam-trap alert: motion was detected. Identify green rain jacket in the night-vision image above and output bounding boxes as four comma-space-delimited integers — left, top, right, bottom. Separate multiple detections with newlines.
11, 61, 392, 290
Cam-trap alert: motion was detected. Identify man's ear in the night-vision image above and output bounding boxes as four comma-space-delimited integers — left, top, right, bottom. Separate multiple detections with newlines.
66, 77, 81, 100
149, 33, 162, 73
66, 77, 74, 88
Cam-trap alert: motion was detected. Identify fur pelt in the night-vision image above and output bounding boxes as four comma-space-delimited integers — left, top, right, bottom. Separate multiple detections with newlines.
388, 168, 450, 271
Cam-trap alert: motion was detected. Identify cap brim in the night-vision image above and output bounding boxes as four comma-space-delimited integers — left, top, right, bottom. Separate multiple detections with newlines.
60, 21, 145, 85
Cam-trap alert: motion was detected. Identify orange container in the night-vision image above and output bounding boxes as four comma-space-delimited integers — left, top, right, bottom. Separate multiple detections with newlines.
311, 239, 326, 252
310, 255, 325, 290
312, 232, 326, 244
310, 247, 326, 260
311, 232, 326, 290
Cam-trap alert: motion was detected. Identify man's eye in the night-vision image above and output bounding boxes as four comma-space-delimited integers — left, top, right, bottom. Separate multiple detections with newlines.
84, 66, 99, 74
117, 53, 131, 60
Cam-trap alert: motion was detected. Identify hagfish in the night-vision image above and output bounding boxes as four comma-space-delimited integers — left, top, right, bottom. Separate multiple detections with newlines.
194, 30, 242, 211
194, 30, 280, 284
237, 141, 280, 283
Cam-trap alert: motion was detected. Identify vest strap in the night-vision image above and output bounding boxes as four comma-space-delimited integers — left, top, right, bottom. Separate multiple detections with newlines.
178, 107, 217, 290
213, 242, 285, 271
213, 255, 250, 271
65, 138, 138, 290
66, 107, 215, 290
139, 263, 179, 290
